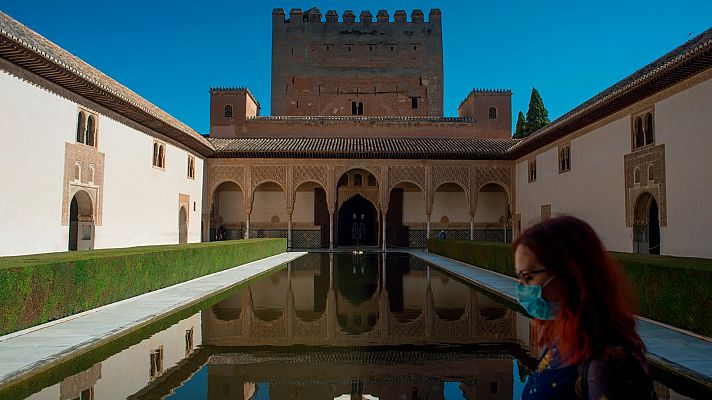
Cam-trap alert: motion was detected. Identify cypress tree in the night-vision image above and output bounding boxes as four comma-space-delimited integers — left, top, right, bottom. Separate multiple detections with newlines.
514, 111, 526, 139
525, 87, 550, 135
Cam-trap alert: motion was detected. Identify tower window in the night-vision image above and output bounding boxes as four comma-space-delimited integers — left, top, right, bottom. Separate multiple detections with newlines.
488, 106, 497, 120
411, 97, 418, 109
224, 104, 233, 118
153, 141, 166, 169
352, 101, 364, 115
187, 155, 195, 179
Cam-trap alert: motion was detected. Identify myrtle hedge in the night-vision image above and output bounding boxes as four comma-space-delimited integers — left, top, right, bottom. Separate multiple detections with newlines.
0, 239, 285, 335
428, 239, 712, 337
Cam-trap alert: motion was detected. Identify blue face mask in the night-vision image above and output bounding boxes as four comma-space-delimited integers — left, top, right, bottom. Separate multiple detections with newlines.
516, 275, 558, 320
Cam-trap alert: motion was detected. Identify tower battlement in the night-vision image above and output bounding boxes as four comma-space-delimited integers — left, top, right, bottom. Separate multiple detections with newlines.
270, 7, 444, 117
272, 8, 441, 25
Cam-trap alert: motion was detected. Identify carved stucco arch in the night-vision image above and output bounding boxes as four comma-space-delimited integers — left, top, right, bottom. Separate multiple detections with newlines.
387, 179, 426, 201
250, 180, 288, 210
476, 181, 511, 204
387, 165, 426, 201
292, 179, 328, 209
633, 191, 660, 225
334, 165, 381, 187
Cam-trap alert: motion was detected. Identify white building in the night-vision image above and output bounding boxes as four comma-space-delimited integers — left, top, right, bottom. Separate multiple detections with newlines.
0, 12, 211, 256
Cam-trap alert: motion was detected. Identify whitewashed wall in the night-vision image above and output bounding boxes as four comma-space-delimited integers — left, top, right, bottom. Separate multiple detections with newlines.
515, 75, 712, 258
0, 68, 204, 256
655, 78, 712, 258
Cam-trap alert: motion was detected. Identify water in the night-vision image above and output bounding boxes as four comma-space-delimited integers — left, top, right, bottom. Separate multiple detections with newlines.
13, 253, 699, 399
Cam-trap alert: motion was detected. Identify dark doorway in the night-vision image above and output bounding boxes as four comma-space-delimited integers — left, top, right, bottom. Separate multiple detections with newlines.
69, 196, 79, 251
337, 195, 378, 246
649, 198, 660, 255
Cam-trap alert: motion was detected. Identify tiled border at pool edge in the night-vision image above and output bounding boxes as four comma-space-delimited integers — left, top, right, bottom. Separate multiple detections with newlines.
408, 249, 712, 390
0, 251, 307, 388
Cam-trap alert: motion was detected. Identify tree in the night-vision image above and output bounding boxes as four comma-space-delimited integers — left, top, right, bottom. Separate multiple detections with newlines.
525, 87, 550, 135
514, 111, 526, 139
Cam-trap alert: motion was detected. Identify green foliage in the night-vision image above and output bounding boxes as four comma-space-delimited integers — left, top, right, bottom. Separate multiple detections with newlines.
514, 111, 527, 139
524, 87, 550, 135
428, 239, 712, 336
0, 239, 286, 335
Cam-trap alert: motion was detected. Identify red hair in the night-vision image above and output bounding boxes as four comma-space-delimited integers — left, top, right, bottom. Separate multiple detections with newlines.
513, 216, 644, 365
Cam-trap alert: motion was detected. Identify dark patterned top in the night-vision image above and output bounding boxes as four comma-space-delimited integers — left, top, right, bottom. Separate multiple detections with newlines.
522, 343, 656, 399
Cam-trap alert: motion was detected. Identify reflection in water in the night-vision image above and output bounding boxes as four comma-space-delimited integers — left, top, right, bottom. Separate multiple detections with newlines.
203, 253, 518, 346
19, 253, 698, 400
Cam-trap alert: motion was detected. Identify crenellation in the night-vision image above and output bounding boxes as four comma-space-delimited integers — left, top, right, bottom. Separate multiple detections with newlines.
377, 10, 389, 23
411, 9, 424, 23
342, 10, 356, 24
326, 9, 338, 23
394, 10, 407, 23
305, 7, 321, 23
360, 10, 373, 24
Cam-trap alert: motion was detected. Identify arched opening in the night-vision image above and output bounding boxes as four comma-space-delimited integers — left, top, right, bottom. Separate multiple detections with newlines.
178, 206, 188, 244
337, 195, 378, 246
335, 253, 379, 334
76, 112, 86, 143
388, 254, 425, 322
291, 254, 329, 322
633, 192, 661, 255
431, 182, 469, 240
645, 112, 654, 145
336, 169, 380, 248
212, 288, 244, 321
474, 183, 510, 242
211, 181, 244, 240
293, 181, 328, 248
251, 181, 287, 239
387, 182, 426, 248
250, 270, 287, 322
68, 190, 94, 251
431, 267, 468, 321
635, 117, 644, 148
86, 115, 96, 147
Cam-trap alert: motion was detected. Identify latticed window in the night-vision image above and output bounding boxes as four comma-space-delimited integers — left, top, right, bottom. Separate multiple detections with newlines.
559, 145, 571, 173
488, 106, 497, 120
224, 104, 233, 118
528, 159, 537, 182
187, 155, 195, 179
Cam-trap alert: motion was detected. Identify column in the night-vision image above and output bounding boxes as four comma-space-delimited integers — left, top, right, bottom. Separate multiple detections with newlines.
287, 210, 293, 250
381, 209, 387, 252
426, 213, 431, 240
470, 214, 475, 241
328, 210, 334, 251
245, 212, 251, 239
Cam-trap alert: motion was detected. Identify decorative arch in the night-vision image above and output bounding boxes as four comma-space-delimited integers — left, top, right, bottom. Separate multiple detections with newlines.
334, 165, 381, 188
476, 181, 511, 204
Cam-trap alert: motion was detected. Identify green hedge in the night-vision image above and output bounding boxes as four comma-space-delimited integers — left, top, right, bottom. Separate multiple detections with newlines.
0, 239, 286, 335
428, 239, 712, 337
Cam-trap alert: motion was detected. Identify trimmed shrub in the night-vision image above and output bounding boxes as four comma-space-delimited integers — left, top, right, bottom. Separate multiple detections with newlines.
428, 239, 712, 336
0, 239, 285, 335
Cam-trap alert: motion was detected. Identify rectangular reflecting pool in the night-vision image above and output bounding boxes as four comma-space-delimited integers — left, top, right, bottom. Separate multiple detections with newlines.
10, 253, 702, 399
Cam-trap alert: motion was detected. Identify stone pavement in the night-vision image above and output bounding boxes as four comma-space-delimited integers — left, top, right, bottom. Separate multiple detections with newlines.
409, 249, 712, 388
0, 251, 307, 388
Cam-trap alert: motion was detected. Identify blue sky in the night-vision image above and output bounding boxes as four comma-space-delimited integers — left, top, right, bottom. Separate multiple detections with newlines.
1, 1, 710, 135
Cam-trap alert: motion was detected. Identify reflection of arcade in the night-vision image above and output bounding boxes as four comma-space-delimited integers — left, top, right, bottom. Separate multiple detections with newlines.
203, 253, 516, 346
206, 349, 514, 400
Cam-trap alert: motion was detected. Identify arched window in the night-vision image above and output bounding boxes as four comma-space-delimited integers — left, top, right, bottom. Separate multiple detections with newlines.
153, 143, 159, 167
86, 115, 96, 147
645, 113, 654, 145
635, 117, 644, 148
488, 106, 497, 120
353, 173, 363, 186
634, 168, 641, 184
648, 165, 655, 183
158, 145, 165, 168
74, 162, 81, 182
367, 174, 377, 186
88, 165, 95, 184
224, 104, 233, 118
76, 112, 86, 143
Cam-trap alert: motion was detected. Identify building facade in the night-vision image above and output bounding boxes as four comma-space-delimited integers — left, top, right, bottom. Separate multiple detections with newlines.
1, 9, 711, 258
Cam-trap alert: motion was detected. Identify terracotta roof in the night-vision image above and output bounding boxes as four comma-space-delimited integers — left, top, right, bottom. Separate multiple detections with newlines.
210, 137, 515, 159
0, 12, 214, 156
507, 26, 712, 158
250, 116, 474, 123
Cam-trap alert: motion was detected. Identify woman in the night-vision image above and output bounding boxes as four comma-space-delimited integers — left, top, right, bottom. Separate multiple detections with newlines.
515, 216, 655, 399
